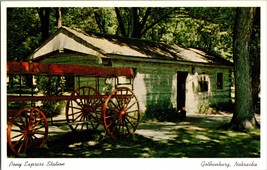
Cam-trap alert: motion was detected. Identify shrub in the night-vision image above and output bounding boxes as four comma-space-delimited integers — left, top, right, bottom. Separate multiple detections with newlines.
198, 102, 210, 114
145, 100, 180, 122
35, 76, 65, 117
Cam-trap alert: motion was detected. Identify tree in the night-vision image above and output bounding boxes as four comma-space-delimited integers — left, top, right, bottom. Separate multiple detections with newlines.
37, 8, 51, 42
55, 7, 62, 28
7, 7, 236, 62
7, 8, 41, 61
115, 7, 177, 38
229, 7, 259, 130
251, 8, 260, 112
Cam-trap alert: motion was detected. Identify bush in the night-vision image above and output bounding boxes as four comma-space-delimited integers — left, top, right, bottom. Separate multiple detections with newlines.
210, 102, 234, 112
145, 100, 180, 122
35, 76, 65, 117
197, 101, 234, 114
198, 102, 210, 114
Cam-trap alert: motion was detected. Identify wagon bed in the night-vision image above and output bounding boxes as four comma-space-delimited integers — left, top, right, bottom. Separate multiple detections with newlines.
7, 61, 140, 155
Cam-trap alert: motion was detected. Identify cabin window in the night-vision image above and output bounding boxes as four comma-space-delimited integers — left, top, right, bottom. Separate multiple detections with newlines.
198, 74, 208, 92
65, 74, 74, 91
217, 73, 223, 89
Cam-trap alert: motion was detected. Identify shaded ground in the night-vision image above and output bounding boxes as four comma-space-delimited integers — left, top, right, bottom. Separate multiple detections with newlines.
8, 113, 260, 158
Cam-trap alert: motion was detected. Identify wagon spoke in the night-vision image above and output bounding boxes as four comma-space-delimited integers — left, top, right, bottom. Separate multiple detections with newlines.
29, 136, 34, 145
125, 114, 138, 120
17, 142, 25, 154
13, 121, 24, 129
68, 105, 83, 110
13, 136, 24, 148
32, 117, 45, 128
125, 102, 138, 111
73, 113, 83, 122
90, 112, 99, 119
105, 115, 115, 119
74, 124, 80, 130
126, 109, 139, 114
124, 119, 131, 134
109, 100, 120, 112
30, 109, 35, 120
69, 110, 83, 116
107, 121, 115, 129
86, 115, 93, 129
103, 87, 140, 139
114, 93, 123, 109
34, 130, 46, 135
73, 98, 83, 107
110, 122, 118, 134
32, 120, 41, 128
124, 94, 134, 107
90, 98, 102, 107
86, 88, 92, 104
24, 113, 29, 125
7, 108, 48, 155
66, 86, 102, 132
81, 122, 85, 130
120, 122, 124, 135
11, 128, 23, 133
23, 137, 29, 153
34, 125, 46, 132
123, 89, 129, 105
11, 133, 24, 140
80, 115, 87, 130
125, 116, 136, 129
18, 116, 26, 126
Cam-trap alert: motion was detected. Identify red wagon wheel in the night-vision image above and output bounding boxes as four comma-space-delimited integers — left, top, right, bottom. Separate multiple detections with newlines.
7, 107, 48, 155
102, 87, 140, 140
66, 86, 103, 132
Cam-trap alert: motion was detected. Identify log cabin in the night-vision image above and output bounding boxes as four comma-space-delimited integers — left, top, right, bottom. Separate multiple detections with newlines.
29, 26, 233, 116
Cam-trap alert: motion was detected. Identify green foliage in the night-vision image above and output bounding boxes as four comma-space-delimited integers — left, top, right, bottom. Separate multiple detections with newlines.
198, 101, 234, 114
144, 99, 179, 122
62, 7, 117, 34
7, 8, 41, 61
198, 102, 211, 114
35, 76, 65, 117
7, 7, 237, 62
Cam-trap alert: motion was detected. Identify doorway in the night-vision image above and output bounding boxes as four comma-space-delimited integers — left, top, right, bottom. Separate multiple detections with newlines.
177, 71, 188, 110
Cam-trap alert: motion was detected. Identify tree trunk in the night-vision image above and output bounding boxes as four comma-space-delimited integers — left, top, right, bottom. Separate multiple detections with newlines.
115, 7, 127, 37
229, 7, 259, 130
251, 7, 260, 113
132, 7, 142, 38
56, 7, 62, 28
37, 8, 51, 42
131, 7, 151, 38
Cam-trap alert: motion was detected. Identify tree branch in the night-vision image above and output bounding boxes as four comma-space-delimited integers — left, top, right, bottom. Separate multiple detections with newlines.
141, 8, 177, 36
115, 7, 126, 37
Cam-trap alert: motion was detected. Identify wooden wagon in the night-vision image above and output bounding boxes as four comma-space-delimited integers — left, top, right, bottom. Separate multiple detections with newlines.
7, 61, 140, 155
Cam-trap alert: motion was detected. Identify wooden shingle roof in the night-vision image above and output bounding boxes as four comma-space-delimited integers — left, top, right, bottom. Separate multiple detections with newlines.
30, 26, 232, 67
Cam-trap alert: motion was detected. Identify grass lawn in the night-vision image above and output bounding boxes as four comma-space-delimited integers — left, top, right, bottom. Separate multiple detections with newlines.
8, 113, 260, 158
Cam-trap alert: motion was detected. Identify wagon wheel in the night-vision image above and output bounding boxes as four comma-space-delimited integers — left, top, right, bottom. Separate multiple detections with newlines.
102, 87, 140, 140
7, 107, 48, 155
66, 86, 103, 132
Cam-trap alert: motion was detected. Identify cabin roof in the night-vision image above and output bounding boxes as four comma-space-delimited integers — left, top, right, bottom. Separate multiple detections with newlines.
30, 26, 232, 67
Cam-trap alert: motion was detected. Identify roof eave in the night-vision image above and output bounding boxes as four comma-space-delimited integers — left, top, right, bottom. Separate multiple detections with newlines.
105, 54, 233, 69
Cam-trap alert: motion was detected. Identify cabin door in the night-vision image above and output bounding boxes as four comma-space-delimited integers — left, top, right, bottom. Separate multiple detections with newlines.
177, 71, 188, 110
